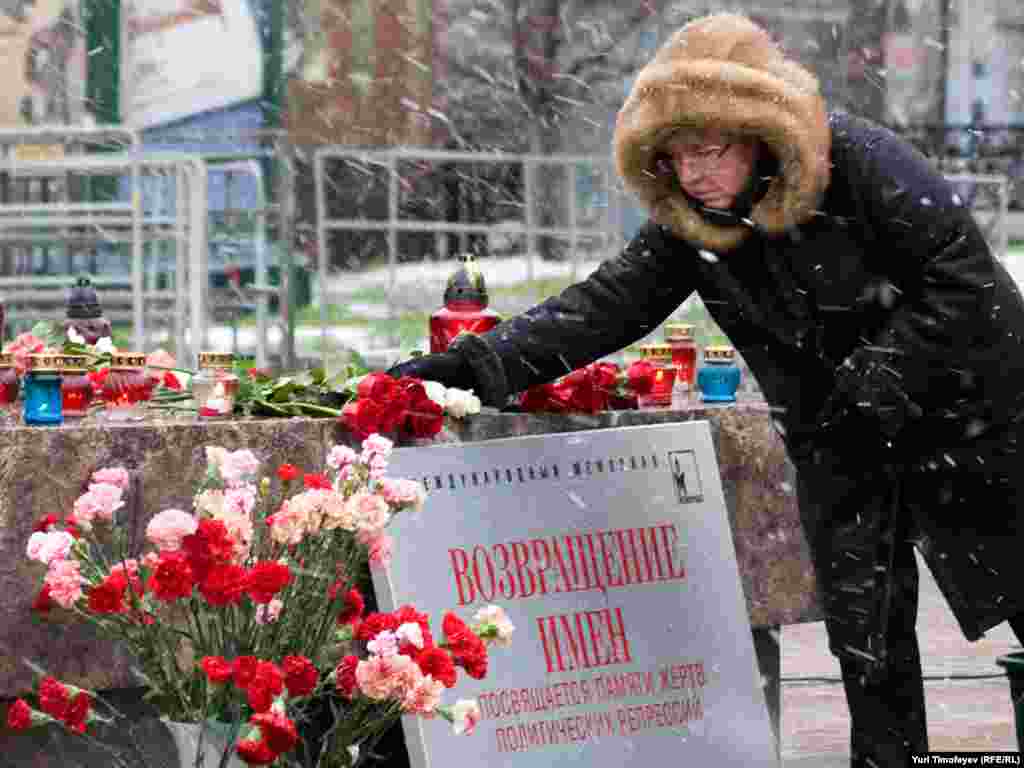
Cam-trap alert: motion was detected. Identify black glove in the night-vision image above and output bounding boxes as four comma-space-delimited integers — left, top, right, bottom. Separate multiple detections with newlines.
387, 350, 477, 391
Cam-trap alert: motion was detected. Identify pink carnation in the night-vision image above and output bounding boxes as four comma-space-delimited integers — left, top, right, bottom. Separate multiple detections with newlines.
379, 478, 427, 513
360, 434, 393, 464
91, 467, 130, 490
220, 450, 260, 487
255, 598, 283, 625
355, 654, 416, 700
403, 674, 444, 716
73, 483, 125, 526
346, 492, 391, 535
326, 445, 358, 472
358, 531, 393, 569
224, 486, 257, 517
26, 530, 75, 565
145, 509, 198, 551
44, 559, 84, 608
5, 332, 46, 375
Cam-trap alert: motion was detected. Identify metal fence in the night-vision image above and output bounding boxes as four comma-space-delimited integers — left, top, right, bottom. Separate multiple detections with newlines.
0, 137, 209, 362
313, 146, 623, 365
0, 126, 298, 368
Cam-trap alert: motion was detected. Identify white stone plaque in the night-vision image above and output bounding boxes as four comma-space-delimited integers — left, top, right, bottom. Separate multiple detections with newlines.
373, 421, 777, 767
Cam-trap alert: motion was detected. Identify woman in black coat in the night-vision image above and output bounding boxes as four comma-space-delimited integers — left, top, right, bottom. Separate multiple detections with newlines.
393, 13, 1024, 766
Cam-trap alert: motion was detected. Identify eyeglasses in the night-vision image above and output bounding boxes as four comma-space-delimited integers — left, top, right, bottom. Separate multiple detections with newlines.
669, 143, 734, 174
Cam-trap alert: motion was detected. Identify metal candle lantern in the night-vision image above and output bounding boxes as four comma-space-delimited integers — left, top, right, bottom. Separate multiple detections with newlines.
429, 254, 501, 353
23, 353, 64, 426
64, 275, 113, 346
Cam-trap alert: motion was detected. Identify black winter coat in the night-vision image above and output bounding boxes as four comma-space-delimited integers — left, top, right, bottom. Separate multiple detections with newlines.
454, 111, 1024, 666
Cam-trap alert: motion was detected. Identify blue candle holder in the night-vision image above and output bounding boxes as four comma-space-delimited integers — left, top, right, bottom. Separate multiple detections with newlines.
23, 355, 64, 426
697, 345, 741, 403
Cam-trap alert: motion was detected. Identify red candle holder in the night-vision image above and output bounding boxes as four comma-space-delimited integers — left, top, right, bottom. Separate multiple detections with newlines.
100, 353, 153, 421
429, 255, 501, 353
665, 323, 697, 397
61, 355, 94, 420
636, 344, 676, 409
0, 352, 20, 423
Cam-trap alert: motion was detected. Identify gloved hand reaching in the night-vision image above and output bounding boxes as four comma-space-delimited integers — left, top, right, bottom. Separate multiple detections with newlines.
386, 350, 478, 391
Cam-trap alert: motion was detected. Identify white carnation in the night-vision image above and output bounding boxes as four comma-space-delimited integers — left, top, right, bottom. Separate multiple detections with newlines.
422, 380, 448, 408
444, 388, 481, 419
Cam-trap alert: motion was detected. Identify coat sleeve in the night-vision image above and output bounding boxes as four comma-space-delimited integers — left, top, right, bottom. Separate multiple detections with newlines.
823, 119, 1003, 434
450, 221, 695, 406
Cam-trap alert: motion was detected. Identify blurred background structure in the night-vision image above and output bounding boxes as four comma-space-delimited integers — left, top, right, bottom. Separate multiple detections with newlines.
0, 0, 1021, 371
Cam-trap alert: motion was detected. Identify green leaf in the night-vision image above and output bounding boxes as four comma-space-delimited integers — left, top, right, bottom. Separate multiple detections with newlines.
29, 321, 59, 346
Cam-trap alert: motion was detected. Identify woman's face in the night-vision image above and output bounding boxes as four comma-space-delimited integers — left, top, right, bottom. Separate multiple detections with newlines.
665, 128, 760, 211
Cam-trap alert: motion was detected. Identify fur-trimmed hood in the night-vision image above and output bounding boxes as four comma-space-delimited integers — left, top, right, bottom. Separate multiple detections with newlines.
614, 13, 831, 253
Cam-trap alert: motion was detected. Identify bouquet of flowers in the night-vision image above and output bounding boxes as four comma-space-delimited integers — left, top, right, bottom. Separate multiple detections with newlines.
12, 435, 512, 767
516, 359, 666, 414
339, 373, 481, 441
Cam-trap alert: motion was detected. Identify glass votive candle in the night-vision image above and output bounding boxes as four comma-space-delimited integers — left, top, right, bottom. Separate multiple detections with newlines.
100, 353, 152, 421
61, 355, 94, 420
665, 323, 698, 398
0, 352, 20, 423
697, 345, 741, 403
636, 343, 676, 408
23, 353, 64, 426
192, 352, 239, 418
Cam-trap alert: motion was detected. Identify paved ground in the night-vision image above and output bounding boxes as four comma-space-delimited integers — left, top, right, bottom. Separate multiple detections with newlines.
780, 552, 1022, 765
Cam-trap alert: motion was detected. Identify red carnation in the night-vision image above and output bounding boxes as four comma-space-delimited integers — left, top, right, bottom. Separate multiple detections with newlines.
276, 463, 299, 482
405, 394, 444, 439
235, 737, 278, 765
442, 612, 489, 679
245, 561, 293, 604
87, 576, 126, 614
246, 683, 275, 713
341, 398, 383, 441
64, 692, 91, 734
148, 551, 195, 602
199, 564, 247, 606
356, 371, 400, 402
251, 710, 299, 754
38, 676, 69, 721
6, 699, 33, 731
519, 382, 570, 413
232, 656, 259, 689
200, 656, 234, 685
303, 473, 332, 490
355, 611, 401, 642
32, 514, 58, 533
416, 647, 457, 688
335, 655, 359, 699
64, 518, 82, 539
441, 612, 473, 646
282, 655, 319, 698
626, 359, 657, 396
32, 584, 54, 614
459, 643, 489, 680
335, 587, 365, 626
181, 518, 235, 584
253, 661, 284, 697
